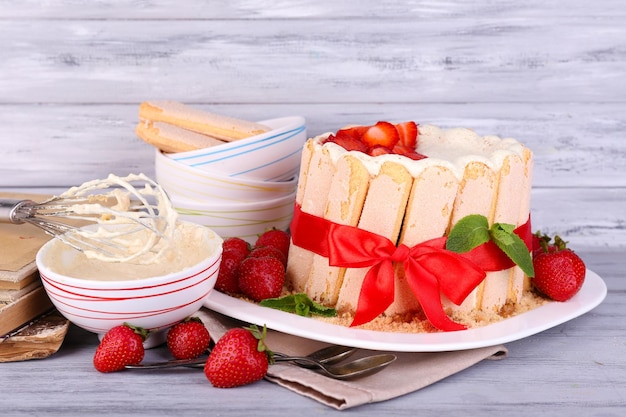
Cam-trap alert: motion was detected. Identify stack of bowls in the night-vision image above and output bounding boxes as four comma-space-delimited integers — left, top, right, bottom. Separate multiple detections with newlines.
155, 116, 306, 244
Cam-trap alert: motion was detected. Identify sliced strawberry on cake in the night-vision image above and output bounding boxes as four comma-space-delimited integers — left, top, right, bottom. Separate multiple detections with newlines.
395, 121, 419, 148
361, 121, 400, 149
324, 133, 368, 153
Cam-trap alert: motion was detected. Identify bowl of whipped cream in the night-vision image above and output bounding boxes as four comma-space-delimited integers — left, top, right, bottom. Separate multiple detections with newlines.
34, 174, 223, 347
37, 220, 222, 347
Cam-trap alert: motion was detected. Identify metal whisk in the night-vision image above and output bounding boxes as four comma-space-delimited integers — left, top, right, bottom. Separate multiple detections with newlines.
0, 173, 177, 263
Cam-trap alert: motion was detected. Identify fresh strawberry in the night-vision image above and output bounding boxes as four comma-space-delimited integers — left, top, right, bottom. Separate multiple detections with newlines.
93, 323, 147, 373
324, 134, 368, 153
222, 237, 251, 257
323, 121, 428, 161
401, 150, 428, 160
336, 125, 369, 141
166, 317, 211, 360
367, 145, 392, 157
254, 228, 290, 259
204, 325, 271, 388
361, 121, 400, 149
215, 248, 247, 294
395, 121, 418, 148
238, 256, 285, 301
532, 234, 586, 302
248, 246, 287, 268
391, 143, 427, 160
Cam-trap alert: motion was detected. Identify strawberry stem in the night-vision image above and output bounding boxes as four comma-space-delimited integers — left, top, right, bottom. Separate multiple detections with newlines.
554, 235, 568, 250
122, 322, 150, 342
534, 231, 552, 253
245, 324, 274, 364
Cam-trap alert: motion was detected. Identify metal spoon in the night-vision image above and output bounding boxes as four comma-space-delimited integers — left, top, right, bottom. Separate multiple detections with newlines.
125, 344, 357, 370
273, 352, 397, 380
293, 344, 356, 367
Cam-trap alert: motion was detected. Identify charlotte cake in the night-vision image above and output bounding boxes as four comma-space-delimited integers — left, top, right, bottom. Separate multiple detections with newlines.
286, 121, 534, 331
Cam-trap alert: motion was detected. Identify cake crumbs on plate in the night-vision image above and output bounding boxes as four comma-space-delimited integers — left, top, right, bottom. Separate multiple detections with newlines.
311, 290, 549, 333
228, 288, 551, 334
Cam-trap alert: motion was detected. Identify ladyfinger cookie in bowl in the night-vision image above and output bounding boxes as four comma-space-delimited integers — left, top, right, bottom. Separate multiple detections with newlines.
138, 100, 271, 142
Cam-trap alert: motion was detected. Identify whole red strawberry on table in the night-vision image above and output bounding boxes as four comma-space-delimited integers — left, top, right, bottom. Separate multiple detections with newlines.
166, 317, 211, 360
93, 323, 148, 373
204, 325, 272, 388
531, 232, 586, 302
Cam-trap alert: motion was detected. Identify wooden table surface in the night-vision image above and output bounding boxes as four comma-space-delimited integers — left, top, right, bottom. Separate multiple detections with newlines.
1, 1, 624, 415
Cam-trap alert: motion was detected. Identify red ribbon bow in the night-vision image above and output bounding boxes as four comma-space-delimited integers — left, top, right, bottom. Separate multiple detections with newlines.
290, 203, 532, 331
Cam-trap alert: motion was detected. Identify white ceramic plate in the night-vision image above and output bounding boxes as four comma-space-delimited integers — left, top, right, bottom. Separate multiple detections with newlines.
203, 269, 607, 352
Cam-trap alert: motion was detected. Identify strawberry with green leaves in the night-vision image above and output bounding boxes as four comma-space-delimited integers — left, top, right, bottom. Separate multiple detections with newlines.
93, 323, 148, 373
166, 317, 211, 360
532, 233, 586, 302
204, 325, 272, 388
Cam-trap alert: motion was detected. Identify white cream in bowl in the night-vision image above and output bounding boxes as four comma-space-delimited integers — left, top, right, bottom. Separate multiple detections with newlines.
43, 220, 221, 281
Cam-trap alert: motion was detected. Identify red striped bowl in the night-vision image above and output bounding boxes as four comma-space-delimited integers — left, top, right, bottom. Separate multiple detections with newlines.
36, 223, 222, 346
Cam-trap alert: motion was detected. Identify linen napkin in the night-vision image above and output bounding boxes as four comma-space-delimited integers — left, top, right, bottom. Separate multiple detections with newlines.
195, 308, 507, 410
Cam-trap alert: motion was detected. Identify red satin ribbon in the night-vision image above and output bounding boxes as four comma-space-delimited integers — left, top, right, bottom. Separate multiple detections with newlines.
290, 203, 532, 331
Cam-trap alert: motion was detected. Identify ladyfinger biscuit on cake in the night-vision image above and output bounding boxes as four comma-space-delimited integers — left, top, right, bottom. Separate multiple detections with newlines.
480, 153, 529, 311
305, 154, 370, 305
385, 165, 460, 316
138, 101, 270, 141
294, 140, 315, 205
286, 143, 335, 292
481, 149, 534, 310
399, 165, 460, 246
285, 139, 315, 291
519, 148, 534, 292
136, 120, 226, 153
336, 162, 413, 314
443, 161, 497, 314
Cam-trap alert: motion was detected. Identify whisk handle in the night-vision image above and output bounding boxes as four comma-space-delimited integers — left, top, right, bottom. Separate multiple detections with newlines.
0, 199, 35, 224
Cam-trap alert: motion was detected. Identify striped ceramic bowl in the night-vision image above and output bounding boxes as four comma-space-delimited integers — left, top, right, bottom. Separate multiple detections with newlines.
165, 116, 307, 182
155, 148, 297, 203
36, 222, 223, 347
170, 192, 295, 245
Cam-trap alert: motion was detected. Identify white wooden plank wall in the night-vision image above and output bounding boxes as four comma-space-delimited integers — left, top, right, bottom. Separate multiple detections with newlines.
0, 0, 624, 250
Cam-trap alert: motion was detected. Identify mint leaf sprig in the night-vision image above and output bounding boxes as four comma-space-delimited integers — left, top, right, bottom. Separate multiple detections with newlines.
445, 214, 534, 277
259, 293, 337, 318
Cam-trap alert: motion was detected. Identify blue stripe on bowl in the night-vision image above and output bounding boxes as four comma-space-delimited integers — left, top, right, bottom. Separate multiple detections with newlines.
173, 125, 305, 166
230, 148, 303, 178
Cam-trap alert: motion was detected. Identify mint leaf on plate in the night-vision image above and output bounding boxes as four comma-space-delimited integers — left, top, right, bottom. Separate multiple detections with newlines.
260, 293, 337, 317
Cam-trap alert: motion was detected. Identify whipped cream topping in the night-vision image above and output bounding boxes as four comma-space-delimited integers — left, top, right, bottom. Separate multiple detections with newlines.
314, 124, 528, 180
